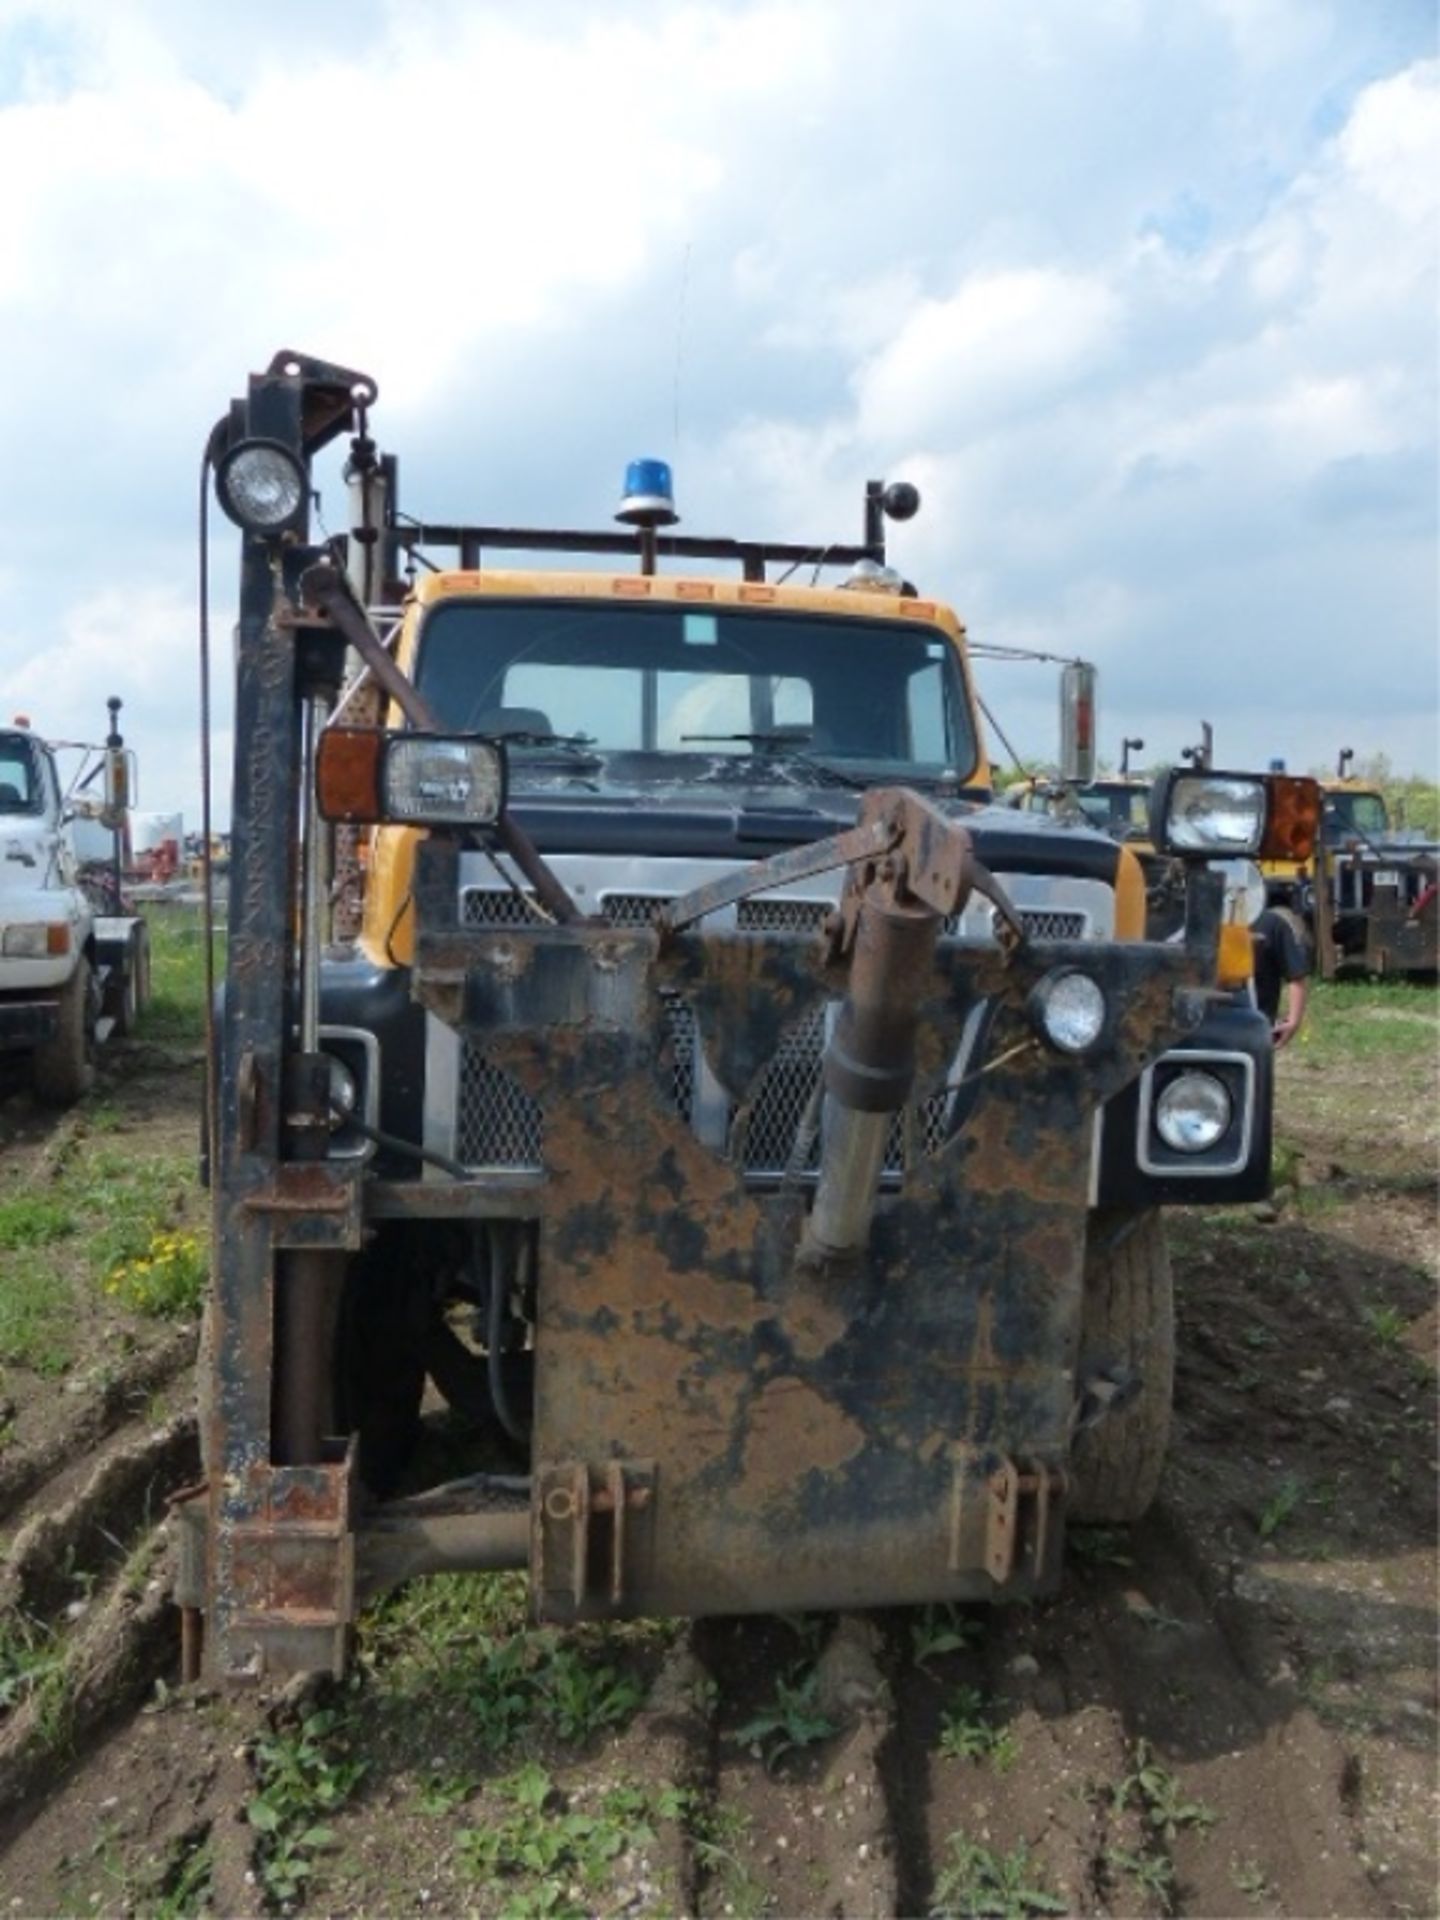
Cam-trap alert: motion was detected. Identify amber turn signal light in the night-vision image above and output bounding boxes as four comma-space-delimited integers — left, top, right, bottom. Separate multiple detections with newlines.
1259, 775, 1321, 863
316, 727, 385, 823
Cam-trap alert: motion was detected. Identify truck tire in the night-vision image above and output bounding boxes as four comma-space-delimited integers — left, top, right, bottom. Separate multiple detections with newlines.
113, 923, 150, 1037
32, 959, 95, 1108
1069, 1209, 1174, 1524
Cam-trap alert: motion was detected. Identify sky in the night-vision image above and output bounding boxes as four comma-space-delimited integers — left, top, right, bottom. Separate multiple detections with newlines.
0, 0, 1435, 828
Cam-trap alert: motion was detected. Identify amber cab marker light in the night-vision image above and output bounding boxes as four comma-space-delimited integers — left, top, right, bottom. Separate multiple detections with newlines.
316, 727, 385, 823
1260, 775, 1322, 863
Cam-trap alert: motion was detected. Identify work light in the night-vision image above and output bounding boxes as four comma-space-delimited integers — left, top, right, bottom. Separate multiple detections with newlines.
1029, 968, 1107, 1055
214, 438, 308, 535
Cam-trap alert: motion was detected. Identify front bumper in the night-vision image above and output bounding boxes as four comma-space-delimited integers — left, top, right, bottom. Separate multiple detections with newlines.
0, 997, 59, 1051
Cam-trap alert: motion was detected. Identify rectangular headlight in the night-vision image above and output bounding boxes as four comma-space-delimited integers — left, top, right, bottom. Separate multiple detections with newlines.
385, 738, 505, 826
1, 923, 66, 958
1160, 774, 1266, 854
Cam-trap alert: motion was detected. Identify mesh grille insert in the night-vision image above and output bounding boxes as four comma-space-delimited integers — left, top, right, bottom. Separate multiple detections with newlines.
461, 888, 541, 927
600, 893, 671, 927
737, 898, 830, 934
457, 1044, 543, 1170
741, 1007, 826, 1174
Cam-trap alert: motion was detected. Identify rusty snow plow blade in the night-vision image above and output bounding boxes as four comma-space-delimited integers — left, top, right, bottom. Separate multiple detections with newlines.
387, 788, 1215, 1627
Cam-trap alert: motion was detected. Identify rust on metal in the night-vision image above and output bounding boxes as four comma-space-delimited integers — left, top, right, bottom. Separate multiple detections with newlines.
404, 812, 1211, 1621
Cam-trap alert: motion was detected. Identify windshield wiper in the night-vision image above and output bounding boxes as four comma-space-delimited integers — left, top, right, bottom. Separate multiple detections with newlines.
496, 730, 604, 767
680, 732, 867, 791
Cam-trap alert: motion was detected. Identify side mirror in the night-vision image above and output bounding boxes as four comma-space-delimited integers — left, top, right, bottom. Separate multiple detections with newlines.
1059, 663, 1097, 786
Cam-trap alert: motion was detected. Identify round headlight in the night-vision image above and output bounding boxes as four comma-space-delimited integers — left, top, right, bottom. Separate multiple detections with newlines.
325, 1053, 358, 1122
215, 439, 307, 534
1155, 1069, 1231, 1152
1031, 968, 1107, 1054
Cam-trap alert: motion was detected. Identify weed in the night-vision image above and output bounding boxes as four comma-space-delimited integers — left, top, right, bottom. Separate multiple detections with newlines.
0, 1194, 76, 1249
1106, 1846, 1176, 1906
456, 1763, 659, 1919
732, 1668, 838, 1772
0, 1609, 65, 1717
1364, 1302, 1408, 1347
911, 1601, 982, 1673
416, 1772, 477, 1815
685, 1800, 766, 1919
537, 1642, 644, 1744
1258, 1476, 1303, 1539
127, 1827, 214, 1919
931, 1836, 1067, 1918
1114, 1739, 1218, 1842
104, 1228, 205, 1319
246, 1706, 367, 1906
936, 1686, 1019, 1771
776, 1611, 828, 1652
1232, 1859, 1271, 1903
1241, 1324, 1277, 1350
1068, 1526, 1134, 1568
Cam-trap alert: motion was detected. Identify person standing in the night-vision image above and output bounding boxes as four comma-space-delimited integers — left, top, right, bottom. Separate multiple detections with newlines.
1252, 908, 1310, 1048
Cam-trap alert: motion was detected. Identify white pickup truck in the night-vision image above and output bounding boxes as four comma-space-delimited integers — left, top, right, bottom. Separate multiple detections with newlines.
0, 724, 150, 1106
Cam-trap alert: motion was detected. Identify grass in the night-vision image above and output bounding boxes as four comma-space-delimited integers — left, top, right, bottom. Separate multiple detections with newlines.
1363, 1302, 1409, 1347
357, 1570, 649, 1758
0, 910, 211, 1379
0, 1142, 204, 1373
455, 1763, 673, 1920
142, 906, 220, 1045
1293, 980, 1439, 1067
0, 1609, 66, 1719
1258, 1476, 1303, 1540
0, 1194, 76, 1249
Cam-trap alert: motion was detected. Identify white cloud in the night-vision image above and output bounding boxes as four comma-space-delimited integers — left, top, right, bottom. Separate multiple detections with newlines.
854, 270, 1122, 449
0, 1, 1434, 814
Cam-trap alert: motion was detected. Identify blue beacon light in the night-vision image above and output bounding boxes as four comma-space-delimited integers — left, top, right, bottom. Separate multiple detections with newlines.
617, 457, 679, 527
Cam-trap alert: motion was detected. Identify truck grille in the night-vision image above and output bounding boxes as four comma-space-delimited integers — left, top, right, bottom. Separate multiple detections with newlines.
451, 888, 1086, 1173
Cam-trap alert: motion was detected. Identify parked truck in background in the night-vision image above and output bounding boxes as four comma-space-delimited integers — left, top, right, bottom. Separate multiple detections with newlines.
0, 708, 151, 1105
180, 350, 1321, 1684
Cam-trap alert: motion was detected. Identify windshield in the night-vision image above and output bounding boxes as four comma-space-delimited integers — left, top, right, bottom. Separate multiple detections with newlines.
1077, 784, 1150, 833
414, 600, 978, 785
0, 736, 42, 815
1324, 790, 1389, 842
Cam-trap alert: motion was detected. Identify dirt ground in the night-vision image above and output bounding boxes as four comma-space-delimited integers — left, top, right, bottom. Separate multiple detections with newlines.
0, 982, 1434, 1919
